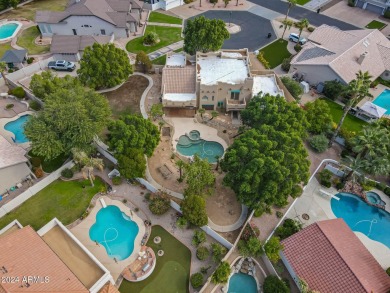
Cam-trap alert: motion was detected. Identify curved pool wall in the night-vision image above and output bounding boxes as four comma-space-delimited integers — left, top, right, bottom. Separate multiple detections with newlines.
0, 21, 22, 42
89, 205, 139, 261
366, 191, 386, 207
373, 89, 390, 115
227, 273, 258, 293
4, 114, 30, 143
0, 111, 34, 148
331, 192, 390, 248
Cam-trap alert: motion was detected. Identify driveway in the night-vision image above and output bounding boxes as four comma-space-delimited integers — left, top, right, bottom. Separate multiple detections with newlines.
188, 11, 277, 51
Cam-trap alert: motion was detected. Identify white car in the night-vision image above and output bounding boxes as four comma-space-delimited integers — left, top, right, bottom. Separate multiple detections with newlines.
288, 33, 307, 45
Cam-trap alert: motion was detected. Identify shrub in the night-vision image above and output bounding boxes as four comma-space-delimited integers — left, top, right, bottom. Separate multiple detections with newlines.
184, 0, 193, 3
196, 246, 210, 260
336, 181, 344, 190
281, 76, 303, 101
30, 157, 41, 168
176, 216, 188, 229
190, 272, 204, 288
149, 196, 170, 215
387, 267, 390, 276
238, 237, 263, 257
143, 31, 159, 45
263, 276, 289, 293
200, 266, 211, 274
211, 261, 231, 284
347, 0, 355, 6
370, 79, 379, 88
192, 230, 206, 247
29, 100, 41, 111
294, 44, 302, 52
257, 51, 270, 69
61, 168, 73, 178
5, 103, 14, 109
384, 187, 390, 196
27, 57, 34, 64
323, 80, 347, 100
281, 56, 292, 72
375, 182, 387, 191
10, 87, 25, 99
276, 218, 302, 239
112, 176, 122, 185
211, 242, 227, 262
319, 169, 332, 187
145, 192, 151, 201
35, 167, 44, 178
309, 134, 329, 153
307, 26, 315, 32
276, 211, 283, 218
385, 9, 390, 19
254, 203, 271, 217
291, 185, 303, 198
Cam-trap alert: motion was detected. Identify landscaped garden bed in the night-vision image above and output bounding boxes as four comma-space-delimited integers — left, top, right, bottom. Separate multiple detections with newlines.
260, 39, 291, 69
0, 178, 105, 230
119, 225, 191, 293
148, 12, 182, 25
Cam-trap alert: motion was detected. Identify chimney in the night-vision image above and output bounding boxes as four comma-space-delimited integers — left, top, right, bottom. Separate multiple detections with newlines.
357, 52, 368, 65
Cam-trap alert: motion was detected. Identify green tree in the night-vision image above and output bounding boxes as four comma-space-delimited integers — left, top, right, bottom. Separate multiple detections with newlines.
241, 94, 309, 138
192, 230, 207, 247
78, 43, 132, 90
72, 149, 104, 186
117, 148, 147, 179
264, 236, 283, 263
183, 16, 230, 55
323, 80, 347, 100
329, 71, 372, 146
305, 99, 332, 134
281, 76, 303, 101
284, 0, 297, 21
196, 246, 210, 260
0, 61, 8, 86
136, 51, 152, 73
209, 110, 219, 121
108, 115, 160, 157
276, 218, 302, 240
181, 194, 208, 227
238, 237, 264, 257
184, 155, 215, 196
221, 127, 309, 209
223, 0, 230, 7
281, 19, 293, 40
198, 108, 205, 118
190, 272, 204, 288
25, 84, 111, 160
149, 196, 170, 215
176, 160, 185, 181
211, 243, 227, 263
343, 155, 366, 182
211, 261, 231, 284
150, 103, 164, 121
263, 276, 289, 293
296, 18, 309, 41
308, 134, 329, 153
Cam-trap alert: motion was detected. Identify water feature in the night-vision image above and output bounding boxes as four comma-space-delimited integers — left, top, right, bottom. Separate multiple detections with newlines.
228, 273, 257, 293
373, 89, 390, 115
366, 191, 386, 207
4, 115, 30, 143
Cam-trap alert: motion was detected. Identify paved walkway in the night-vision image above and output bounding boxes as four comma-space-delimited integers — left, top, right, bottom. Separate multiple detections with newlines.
134, 72, 153, 119
248, 4, 282, 20
304, 0, 332, 11
146, 22, 182, 28
148, 40, 184, 60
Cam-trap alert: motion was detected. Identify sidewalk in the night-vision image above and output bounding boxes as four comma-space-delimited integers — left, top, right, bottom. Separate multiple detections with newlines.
147, 22, 182, 28
148, 40, 184, 60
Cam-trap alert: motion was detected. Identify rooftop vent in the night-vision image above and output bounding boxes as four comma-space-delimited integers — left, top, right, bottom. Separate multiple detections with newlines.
357, 52, 368, 65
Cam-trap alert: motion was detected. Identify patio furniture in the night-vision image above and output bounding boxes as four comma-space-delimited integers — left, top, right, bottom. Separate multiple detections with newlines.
319, 189, 340, 201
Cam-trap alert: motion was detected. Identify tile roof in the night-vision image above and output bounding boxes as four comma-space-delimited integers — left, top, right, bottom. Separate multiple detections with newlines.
0, 135, 28, 170
281, 218, 390, 293
50, 35, 112, 54
0, 49, 27, 63
162, 66, 196, 94
0, 226, 89, 293
291, 25, 390, 83
98, 283, 120, 293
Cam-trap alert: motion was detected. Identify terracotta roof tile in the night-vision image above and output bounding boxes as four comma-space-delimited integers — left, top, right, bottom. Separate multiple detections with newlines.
281, 218, 390, 293
162, 66, 196, 94
99, 283, 120, 293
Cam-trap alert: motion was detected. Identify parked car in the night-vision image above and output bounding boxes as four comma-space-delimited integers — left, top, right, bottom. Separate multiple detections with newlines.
288, 33, 307, 45
48, 60, 76, 72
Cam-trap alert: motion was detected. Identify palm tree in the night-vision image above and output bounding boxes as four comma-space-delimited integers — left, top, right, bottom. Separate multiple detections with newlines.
0, 61, 8, 86
72, 149, 104, 187
198, 108, 205, 118
158, 121, 165, 132
329, 70, 372, 147
281, 19, 294, 40
343, 155, 366, 183
176, 160, 185, 181
296, 18, 309, 41
209, 110, 219, 121
215, 155, 220, 171
285, 0, 297, 21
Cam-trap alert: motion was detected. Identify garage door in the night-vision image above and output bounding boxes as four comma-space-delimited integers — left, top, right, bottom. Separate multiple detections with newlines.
366, 3, 385, 14
164, 107, 196, 117
202, 105, 214, 110
355, 0, 364, 8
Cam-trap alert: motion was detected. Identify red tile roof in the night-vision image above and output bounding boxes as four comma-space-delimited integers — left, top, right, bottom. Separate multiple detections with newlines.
281, 218, 390, 293
0, 226, 89, 293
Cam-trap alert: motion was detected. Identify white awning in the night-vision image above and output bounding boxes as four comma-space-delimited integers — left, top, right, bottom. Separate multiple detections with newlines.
359, 101, 387, 118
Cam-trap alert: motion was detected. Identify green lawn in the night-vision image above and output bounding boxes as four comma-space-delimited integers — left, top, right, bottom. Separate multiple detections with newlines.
28, 151, 69, 173
296, 0, 311, 4
320, 98, 367, 133
365, 20, 387, 30
126, 26, 182, 54
0, 42, 12, 58
260, 39, 291, 69
152, 48, 183, 65
119, 225, 191, 293
0, 178, 105, 230
148, 12, 182, 25
16, 26, 50, 55
1, 0, 67, 21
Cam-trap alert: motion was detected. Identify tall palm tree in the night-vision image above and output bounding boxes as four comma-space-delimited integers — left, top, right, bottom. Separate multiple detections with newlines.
215, 155, 220, 171
285, 0, 297, 21
209, 110, 219, 121
329, 70, 372, 147
343, 155, 366, 183
0, 61, 8, 86
158, 120, 165, 132
296, 18, 309, 41
176, 160, 185, 181
351, 124, 390, 159
72, 149, 104, 186
198, 108, 205, 118
281, 19, 294, 40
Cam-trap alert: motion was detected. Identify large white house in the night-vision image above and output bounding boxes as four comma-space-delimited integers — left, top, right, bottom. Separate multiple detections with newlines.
36, 0, 144, 39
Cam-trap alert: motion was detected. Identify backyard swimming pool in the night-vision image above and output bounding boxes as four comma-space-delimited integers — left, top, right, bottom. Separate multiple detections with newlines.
373, 89, 390, 115
0, 22, 21, 41
228, 273, 257, 293
331, 192, 390, 248
176, 130, 224, 163
89, 205, 139, 261
4, 114, 30, 143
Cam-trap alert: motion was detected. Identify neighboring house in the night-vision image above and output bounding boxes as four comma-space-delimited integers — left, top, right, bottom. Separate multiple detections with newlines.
143, 0, 183, 11
36, 0, 144, 39
161, 49, 285, 118
0, 135, 31, 195
280, 218, 390, 293
290, 24, 390, 85
0, 49, 27, 69
50, 34, 113, 61
353, 0, 390, 15
0, 219, 115, 293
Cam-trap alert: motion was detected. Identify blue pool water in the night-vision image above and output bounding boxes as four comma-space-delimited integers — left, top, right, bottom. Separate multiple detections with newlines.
366, 191, 386, 207
373, 89, 390, 115
89, 205, 139, 261
331, 192, 390, 248
228, 273, 257, 293
0, 23, 19, 40
4, 115, 30, 143
176, 130, 224, 163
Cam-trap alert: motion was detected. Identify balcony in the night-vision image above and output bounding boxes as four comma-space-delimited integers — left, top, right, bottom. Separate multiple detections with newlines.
226, 98, 246, 111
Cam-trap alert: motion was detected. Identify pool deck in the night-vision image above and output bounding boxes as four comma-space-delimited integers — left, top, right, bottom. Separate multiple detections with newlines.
70, 196, 146, 281
359, 84, 389, 110
284, 178, 390, 269
0, 110, 34, 149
